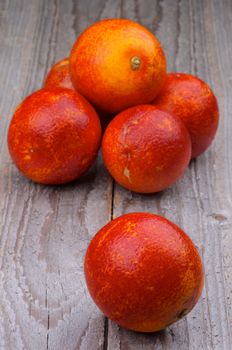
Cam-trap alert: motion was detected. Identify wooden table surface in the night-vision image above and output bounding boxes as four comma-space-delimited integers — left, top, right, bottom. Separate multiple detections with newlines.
0, 0, 232, 349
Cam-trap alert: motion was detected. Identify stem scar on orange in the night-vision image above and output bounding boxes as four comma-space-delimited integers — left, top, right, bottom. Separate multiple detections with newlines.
7, 88, 101, 184
102, 105, 191, 193
84, 212, 204, 332
70, 18, 167, 114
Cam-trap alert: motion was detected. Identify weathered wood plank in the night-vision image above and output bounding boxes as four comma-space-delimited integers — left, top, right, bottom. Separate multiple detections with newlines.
107, 0, 232, 349
0, 0, 115, 349
45, 0, 122, 349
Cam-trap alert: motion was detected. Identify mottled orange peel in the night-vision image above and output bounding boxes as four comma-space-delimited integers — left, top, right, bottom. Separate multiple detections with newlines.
153, 72, 219, 158
70, 18, 167, 113
8, 88, 101, 184
84, 212, 204, 332
102, 105, 191, 193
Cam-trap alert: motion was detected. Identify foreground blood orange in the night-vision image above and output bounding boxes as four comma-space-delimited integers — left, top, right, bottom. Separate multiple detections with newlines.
153, 73, 219, 158
43, 58, 74, 90
70, 19, 167, 113
8, 88, 101, 184
85, 212, 204, 332
102, 105, 191, 193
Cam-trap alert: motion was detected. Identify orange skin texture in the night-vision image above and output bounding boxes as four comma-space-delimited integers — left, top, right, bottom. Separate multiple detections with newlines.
70, 18, 167, 114
44, 58, 114, 130
102, 105, 191, 193
8, 88, 101, 184
43, 58, 74, 90
153, 73, 219, 158
85, 212, 204, 332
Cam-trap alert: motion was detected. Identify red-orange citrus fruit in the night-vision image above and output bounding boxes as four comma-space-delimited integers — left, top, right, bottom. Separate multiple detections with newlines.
44, 57, 114, 130
102, 105, 191, 193
8, 88, 101, 184
43, 58, 74, 90
85, 212, 204, 332
153, 73, 219, 158
70, 19, 167, 113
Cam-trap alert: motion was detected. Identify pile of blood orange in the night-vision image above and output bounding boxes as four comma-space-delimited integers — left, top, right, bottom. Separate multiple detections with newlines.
8, 19, 218, 332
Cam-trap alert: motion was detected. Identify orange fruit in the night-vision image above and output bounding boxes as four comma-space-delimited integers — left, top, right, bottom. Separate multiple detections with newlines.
102, 105, 191, 193
44, 57, 114, 131
84, 212, 204, 332
153, 73, 219, 158
43, 58, 74, 90
8, 88, 101, 184
70, 19, 167, 113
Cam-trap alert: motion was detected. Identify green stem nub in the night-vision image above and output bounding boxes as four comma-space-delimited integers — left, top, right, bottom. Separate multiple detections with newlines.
131, 56, 141, 70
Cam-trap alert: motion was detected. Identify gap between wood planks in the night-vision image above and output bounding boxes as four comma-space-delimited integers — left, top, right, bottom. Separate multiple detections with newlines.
103, 179, 115, 350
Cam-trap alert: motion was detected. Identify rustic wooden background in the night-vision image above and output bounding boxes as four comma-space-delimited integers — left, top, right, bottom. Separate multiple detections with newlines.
0, 0, 231, 349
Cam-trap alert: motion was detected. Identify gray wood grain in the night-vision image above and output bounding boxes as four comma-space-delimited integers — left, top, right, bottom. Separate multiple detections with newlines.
0, 0, 231, 349
107, 0, 232, 349
0, 1, 114, 349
